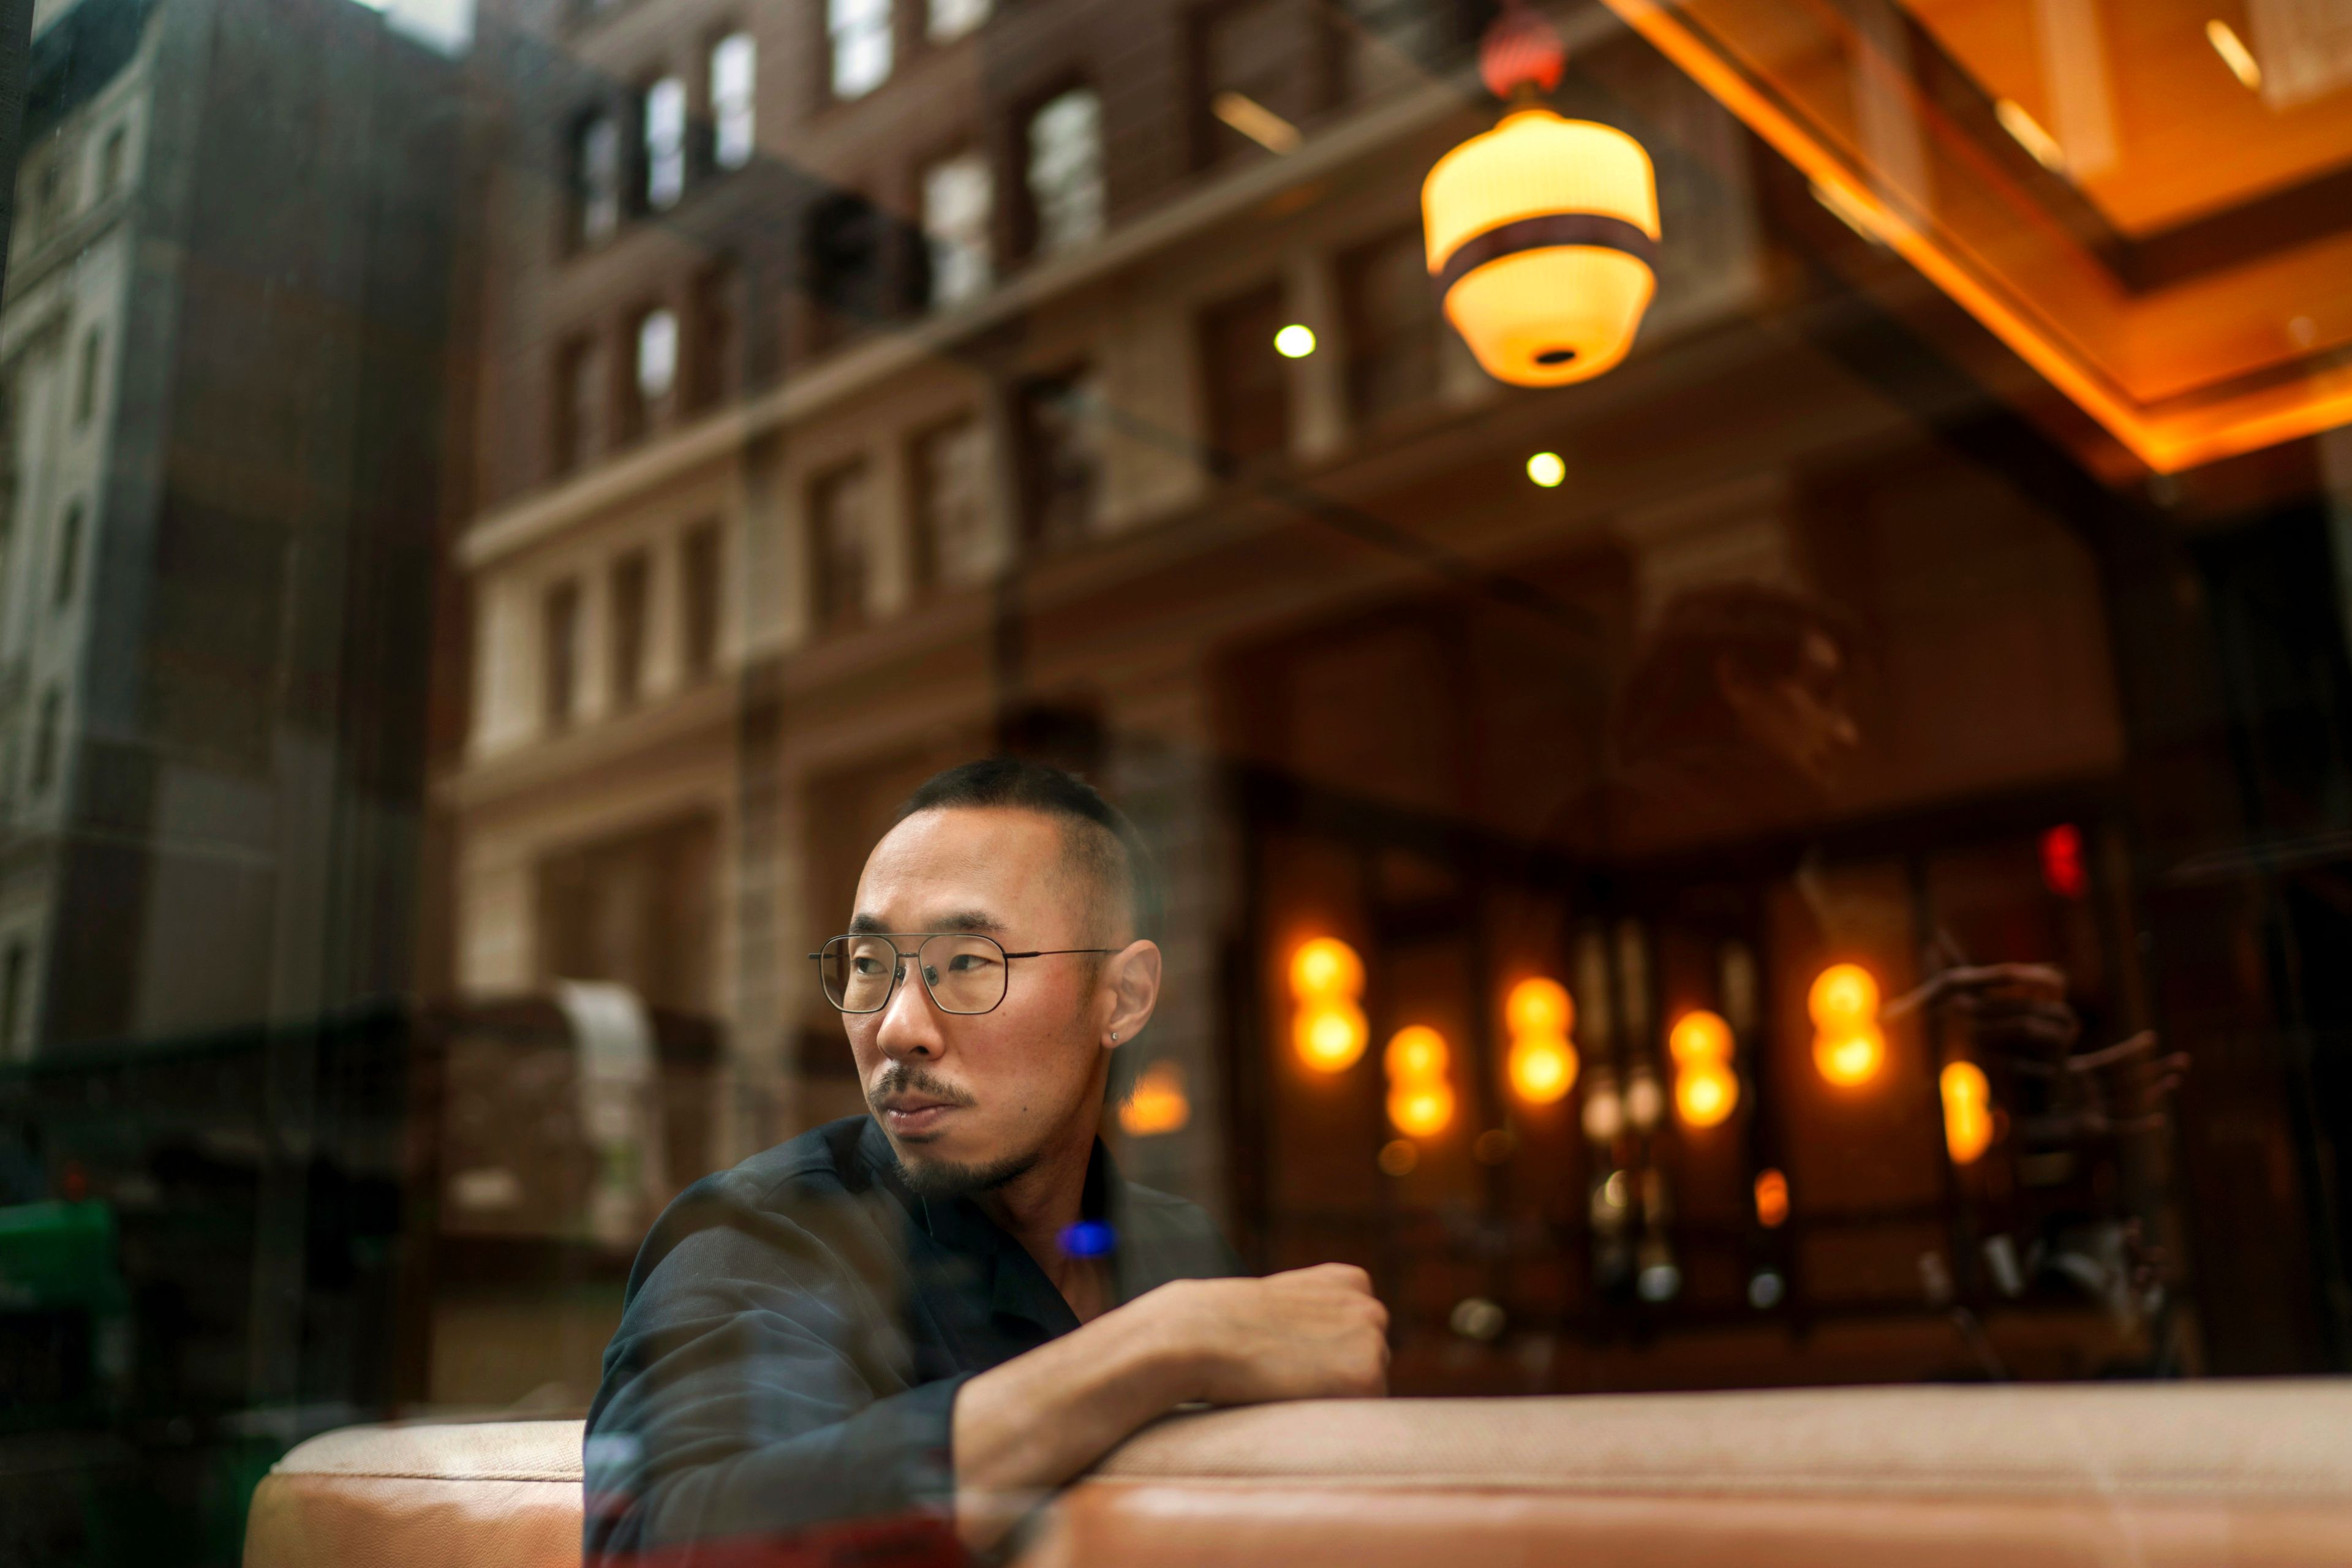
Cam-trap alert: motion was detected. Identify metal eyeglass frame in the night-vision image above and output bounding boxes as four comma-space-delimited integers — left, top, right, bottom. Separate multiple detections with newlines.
809, 932, 1119, 1016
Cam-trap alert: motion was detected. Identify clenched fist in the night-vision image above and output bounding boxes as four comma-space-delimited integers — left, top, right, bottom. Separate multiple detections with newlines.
1140, 1262, 1390, 1406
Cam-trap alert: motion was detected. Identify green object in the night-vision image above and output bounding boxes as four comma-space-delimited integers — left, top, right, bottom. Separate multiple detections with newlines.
0, 1200, 128, 1314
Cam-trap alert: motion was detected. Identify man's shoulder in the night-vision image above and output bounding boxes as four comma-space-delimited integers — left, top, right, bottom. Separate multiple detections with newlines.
692, 1115, 891, 1216
1115, 1177, 1243, 1280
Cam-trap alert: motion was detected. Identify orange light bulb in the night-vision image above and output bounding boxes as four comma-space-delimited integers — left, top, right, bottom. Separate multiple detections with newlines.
1508, 1034, 1577, 1104
1294, 1000, 1368, 1072
1289, 938, 1364, 1001
1807, 963, 1879, 1031
1384, 1025, 1450, 1083
1505, 976, 1572, 1038
1668, 1009, 1732, 1065
1941, 1060, 1994, 1164
1675, 1061, 1738, 1128
1754, 1168, 1790, 1229
1389, 1078, 1456, 1138
1814, 1025, 1885, 1087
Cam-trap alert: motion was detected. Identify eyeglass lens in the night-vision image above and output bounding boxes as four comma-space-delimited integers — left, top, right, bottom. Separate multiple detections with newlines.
821, 934, 1009, 1014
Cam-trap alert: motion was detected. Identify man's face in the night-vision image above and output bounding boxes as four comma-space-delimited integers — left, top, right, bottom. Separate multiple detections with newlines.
843, 807, 1112, 1194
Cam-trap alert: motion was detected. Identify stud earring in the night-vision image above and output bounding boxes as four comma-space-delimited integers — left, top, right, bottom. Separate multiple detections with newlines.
1109, 1031, 1120, 1042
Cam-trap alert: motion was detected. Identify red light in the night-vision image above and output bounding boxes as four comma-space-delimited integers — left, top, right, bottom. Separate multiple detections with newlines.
2040, 824, 2087, 900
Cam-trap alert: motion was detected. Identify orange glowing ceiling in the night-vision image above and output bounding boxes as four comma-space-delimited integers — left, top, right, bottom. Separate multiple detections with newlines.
1599, 0, 2352, 473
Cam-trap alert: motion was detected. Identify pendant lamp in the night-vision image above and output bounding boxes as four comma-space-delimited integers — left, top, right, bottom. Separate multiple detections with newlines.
1422, 2, 1660, 387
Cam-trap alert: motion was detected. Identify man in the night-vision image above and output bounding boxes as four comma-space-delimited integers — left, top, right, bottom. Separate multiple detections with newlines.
584, 759, 1387, 1561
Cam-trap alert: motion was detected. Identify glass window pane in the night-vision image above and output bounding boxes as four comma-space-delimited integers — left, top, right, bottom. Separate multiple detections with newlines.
711, 32, 756, 169
829, 0, 894, 100
920, 149, 992, 307
1027, 87, 1102, 254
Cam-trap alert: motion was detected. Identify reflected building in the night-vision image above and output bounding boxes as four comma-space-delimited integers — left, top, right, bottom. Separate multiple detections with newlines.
442, 0, 2352, 1403
0, 0, 464, 1053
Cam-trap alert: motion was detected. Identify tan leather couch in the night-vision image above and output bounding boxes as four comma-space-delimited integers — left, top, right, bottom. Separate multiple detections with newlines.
244, 1381, 2352, 1567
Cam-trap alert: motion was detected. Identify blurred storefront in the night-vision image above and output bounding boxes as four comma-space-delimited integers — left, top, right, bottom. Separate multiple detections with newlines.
4, 0, 2352, 1560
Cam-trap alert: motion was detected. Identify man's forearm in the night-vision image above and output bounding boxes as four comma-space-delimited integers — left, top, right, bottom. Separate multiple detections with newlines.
951, 1292, 1196, 1537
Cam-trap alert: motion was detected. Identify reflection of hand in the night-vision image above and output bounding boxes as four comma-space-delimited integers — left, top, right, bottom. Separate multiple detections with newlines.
1146, 1264, 1390, 1406
2016, 1030, 2189, 1144
1887, 962, 2079, 1055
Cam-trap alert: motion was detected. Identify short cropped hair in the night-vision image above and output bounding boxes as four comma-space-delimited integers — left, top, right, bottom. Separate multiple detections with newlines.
896, 757, 1161, 944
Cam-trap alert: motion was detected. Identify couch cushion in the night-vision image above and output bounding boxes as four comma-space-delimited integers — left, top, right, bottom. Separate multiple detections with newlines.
243, 1419, 583, 1568
1032, 1381, 2352, 1567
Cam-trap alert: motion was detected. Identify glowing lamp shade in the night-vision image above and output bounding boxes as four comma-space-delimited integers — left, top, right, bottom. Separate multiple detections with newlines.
1293, 1000, 1367, 1072
1668, 1009, 1732, 1065
1807, 963, 1879, 1031
1388, 1077, 1456, 1138
1506, 977, 1572, 1036
1941, 1060, 1994, 1164
1385, 1025, 1450, 1082
1814, 1025, 1885, 1088
1422, 110, 1660, 388
1289, 937, 1364, 1002
1509, 1035, 1577, 1104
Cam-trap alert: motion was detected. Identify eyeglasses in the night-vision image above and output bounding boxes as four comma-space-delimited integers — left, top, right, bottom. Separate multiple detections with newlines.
810, 933, 1117, 1016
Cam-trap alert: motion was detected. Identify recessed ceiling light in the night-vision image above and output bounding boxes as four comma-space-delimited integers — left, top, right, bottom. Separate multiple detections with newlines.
1212, 91, 1300, 154
1526, 451, 1566, 488
1272, 323, 1316, 358
2206, 19, 2262, 91
1994, 98, 2066, 172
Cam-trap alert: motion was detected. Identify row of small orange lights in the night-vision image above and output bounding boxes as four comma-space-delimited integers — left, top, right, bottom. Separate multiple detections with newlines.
1291, 940, 1993, 1165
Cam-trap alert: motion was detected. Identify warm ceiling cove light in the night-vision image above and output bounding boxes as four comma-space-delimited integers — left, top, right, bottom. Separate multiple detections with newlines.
1526, 451, 1566, 488
1992, 98, 2065, 173
1422, 2, 1659, 388
2206, 19, 2263, 91
1273, 323, 1316, 358
1289, 937, 1368, 1072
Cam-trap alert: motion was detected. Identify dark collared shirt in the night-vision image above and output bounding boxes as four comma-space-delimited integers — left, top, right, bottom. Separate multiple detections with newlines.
582, 1115, 1240, 1561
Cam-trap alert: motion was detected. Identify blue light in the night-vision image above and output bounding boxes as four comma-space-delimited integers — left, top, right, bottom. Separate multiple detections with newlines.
1059, 1220, 1117, 1258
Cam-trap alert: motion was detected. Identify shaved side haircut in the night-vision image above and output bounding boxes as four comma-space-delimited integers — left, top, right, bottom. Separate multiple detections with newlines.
895, 757, 1161, 946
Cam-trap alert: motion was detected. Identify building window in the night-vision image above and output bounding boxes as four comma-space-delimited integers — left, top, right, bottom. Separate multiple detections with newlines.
1197, 0, 1316, 166
543, 578, 582, 730
74, 328, 102, 428
681, 521, 722, 678
30, 687, 60, 794
0, 941, 27, 1055
643, 77, 688, 210
911, 417, 992, 589
829, 0, 893, 100
1027, 88, 1104, 257
1017, 366, 1101, 547
710, 32, 757, 170
1346, 0, 1455, 101
609, 550, 650, 709
623, 306, 677, 442
921, 149, 993, 309
53, 500, 82, 607
929, 0, 989, 42
806, 191, 888, 345
1341, 225, 1442, 425
574, 110, 623, 246
1199, 281, 1291, 474
554, 334, 600, 475
98, 125, 127, 198
810, 462, 872, 632
687, 262, 738, 412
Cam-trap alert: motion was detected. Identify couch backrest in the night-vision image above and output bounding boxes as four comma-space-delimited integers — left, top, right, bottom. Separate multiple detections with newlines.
244, 1381, 2352, 1567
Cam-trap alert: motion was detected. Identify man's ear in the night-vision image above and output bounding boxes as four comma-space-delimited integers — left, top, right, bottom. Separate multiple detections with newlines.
1101, 939, 1162, 1047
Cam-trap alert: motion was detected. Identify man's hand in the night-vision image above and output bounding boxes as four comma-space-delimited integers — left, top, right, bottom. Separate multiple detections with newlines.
1145, 1264, 1390, 1406
952, 1263, 1387, 1547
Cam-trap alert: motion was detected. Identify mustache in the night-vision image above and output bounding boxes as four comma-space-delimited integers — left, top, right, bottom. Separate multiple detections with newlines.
867, 1063, 977, 1110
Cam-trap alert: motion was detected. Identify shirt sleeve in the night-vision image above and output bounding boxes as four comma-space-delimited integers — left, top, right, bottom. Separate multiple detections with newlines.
582, 1194, 968, 1562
